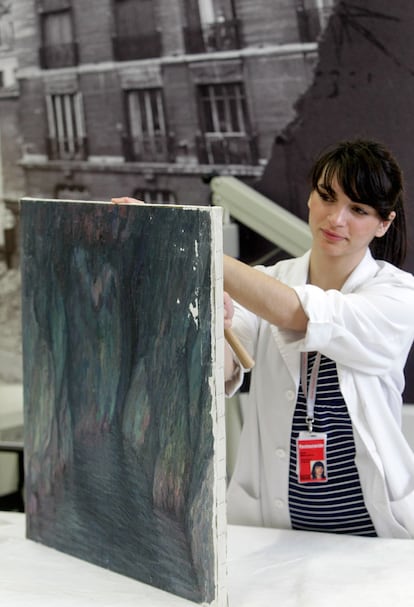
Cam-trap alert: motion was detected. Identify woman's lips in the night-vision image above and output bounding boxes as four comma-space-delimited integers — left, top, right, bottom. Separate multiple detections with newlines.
321, 229, 345, 242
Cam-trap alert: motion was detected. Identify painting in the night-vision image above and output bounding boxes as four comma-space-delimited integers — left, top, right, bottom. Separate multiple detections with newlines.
20, 198, 227, 606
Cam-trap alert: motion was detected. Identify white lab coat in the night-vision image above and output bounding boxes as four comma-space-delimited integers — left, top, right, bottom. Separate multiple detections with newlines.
226, 249, 414, 538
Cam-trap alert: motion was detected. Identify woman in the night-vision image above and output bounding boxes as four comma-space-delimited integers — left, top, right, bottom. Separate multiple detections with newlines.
311, 461, 326, 481
224, 139, 414, 538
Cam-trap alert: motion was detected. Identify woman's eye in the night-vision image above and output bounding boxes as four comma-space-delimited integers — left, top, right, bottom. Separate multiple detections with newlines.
353, 206, 368, 215
317, 189, 334, 202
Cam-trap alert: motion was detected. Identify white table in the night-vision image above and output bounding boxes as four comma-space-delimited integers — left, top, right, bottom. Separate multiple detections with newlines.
1, 512, 414, 606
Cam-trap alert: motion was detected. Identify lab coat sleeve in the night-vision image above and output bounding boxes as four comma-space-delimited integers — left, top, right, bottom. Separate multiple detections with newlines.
291, 273, 414, 374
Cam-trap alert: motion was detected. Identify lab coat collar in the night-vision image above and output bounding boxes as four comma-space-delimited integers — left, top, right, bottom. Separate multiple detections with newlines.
340, 249, 379, 294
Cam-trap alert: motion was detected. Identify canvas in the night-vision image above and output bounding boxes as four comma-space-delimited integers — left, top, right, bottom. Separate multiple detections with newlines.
20, 198, 227, 606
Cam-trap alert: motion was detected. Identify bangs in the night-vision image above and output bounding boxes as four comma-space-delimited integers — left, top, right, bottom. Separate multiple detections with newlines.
311, 148, 393, 212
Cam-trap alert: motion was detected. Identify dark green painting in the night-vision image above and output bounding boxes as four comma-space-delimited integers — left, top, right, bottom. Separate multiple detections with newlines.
20, 199, 226, 605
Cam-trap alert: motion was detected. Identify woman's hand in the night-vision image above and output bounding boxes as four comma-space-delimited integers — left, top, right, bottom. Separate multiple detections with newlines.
111, 197, 144, 204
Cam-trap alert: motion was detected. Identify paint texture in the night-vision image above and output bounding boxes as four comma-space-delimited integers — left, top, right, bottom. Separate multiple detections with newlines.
21, 199, 225, 605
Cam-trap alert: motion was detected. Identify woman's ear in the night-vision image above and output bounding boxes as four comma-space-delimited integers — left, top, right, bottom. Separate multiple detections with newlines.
375, 210, 396, 238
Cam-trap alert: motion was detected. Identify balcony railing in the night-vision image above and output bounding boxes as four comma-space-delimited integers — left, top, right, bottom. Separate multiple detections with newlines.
196, 133, 258, 165
122, 133, 175, 163
46, 137, 88, 161
39, 42, 79, 69
112, 32, 162, 61
183, 18, 242, 54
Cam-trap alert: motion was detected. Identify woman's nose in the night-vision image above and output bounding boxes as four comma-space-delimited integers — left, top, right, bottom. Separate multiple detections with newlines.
328, 205, 347, 225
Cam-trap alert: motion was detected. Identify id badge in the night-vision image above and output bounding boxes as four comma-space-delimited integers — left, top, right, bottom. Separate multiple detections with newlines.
296, 432, 327, 483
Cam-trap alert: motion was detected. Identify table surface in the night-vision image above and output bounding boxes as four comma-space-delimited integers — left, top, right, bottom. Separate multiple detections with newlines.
1, 512, 414, 606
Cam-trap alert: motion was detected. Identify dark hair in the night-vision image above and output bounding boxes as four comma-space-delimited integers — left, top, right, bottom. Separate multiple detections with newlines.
310, 139, 407, 267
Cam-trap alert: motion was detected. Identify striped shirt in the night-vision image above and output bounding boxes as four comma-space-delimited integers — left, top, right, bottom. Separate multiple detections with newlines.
288, 352, 377, 536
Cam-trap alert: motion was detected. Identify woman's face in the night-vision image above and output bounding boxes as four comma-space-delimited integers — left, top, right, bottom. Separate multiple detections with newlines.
314, 464, 324, 478
308, 174, 395, 265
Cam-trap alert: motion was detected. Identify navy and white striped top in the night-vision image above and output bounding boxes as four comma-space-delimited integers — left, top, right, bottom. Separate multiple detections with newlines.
288, 352, 377, 536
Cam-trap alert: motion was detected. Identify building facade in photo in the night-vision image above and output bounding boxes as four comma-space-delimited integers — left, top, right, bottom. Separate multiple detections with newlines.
9, 0, 334, 209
